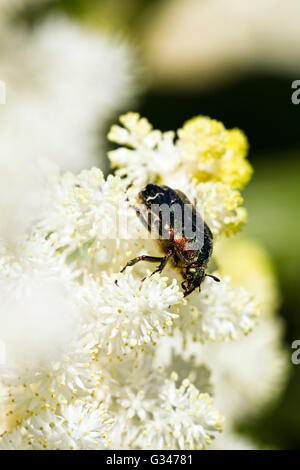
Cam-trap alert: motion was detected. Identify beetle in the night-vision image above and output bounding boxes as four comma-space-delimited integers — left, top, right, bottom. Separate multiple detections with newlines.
120, 184, 220, 297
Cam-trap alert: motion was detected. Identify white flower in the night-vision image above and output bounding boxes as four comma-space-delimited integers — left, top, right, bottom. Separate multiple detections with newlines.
80, 270, 184, 357
209, 429, 257, 450
0, 426, 31, 450
203, 316, 289, 422
106, 358, 222, 450
0, 403, 113, 450
188, 181, 247, 237
108, 112, 181, 189
136, 373, 223, 450
0, 244, 82, 373
103, 354, 158, 448
214, 236, 280, 316
176, 274, 258, 342
39, 168, 141, 274
3, 329, 102, 420
0, 16, 136, 245
0, 158, 58, 247
111, 353, 159, 407
0, 249, 104, 416
154, 316, 288, 425
0, 17, 136, 173
165, 355, 213, 395
0, 110, 286, 450
108, 113, 248, 237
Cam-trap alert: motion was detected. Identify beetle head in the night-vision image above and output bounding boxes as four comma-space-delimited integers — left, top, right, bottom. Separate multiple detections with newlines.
181, 265, 220, 297
181, 265, 206, 297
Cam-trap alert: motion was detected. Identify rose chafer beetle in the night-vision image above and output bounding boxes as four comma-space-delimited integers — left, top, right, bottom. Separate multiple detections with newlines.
121, 184, 220, 297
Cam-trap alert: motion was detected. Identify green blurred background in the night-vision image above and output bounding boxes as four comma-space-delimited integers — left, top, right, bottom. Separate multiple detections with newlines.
10, 0, 300, 449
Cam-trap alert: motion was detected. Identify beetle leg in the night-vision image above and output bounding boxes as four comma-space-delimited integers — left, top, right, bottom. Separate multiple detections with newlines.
183, 285, 197, 297
149, 249, 174, 277
120, 255, 164, 273
181, 280, 188, 290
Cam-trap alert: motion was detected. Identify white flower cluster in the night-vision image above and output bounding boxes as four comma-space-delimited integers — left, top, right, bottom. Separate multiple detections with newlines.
0, 112, 287, 450
0, 13, 136, 247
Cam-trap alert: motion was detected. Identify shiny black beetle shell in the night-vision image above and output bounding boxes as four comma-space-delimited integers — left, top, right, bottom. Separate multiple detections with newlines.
121, 184, 219, 296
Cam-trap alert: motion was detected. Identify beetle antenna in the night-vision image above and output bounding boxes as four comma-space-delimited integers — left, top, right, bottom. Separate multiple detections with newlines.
205, 274, 220, 283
